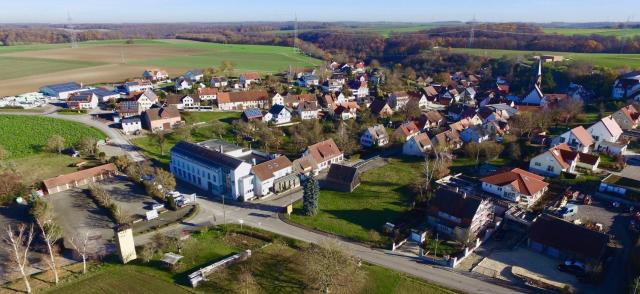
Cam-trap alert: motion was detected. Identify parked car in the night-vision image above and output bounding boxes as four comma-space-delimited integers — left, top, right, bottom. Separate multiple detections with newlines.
558, 204, 578, 218
558, 261, 586, 278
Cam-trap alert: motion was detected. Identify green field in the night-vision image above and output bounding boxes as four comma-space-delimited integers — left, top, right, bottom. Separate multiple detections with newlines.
129, 40, 320, 73
290, 157, 422, 245
0, 115, 105, 159
0, 56, 101, 80
132, 111, 241, 165
543, 27, 640, 38
446, 47, 640, 69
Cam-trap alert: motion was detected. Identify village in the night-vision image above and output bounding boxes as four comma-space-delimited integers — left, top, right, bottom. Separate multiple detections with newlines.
2, 51, 640, 294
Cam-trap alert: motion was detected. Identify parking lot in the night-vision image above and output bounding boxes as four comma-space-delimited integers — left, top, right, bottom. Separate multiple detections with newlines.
99, 176, 156, 219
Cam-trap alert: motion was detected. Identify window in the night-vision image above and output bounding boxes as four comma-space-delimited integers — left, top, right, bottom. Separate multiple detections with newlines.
534, 162, 541, 167
547, 165, 554, 172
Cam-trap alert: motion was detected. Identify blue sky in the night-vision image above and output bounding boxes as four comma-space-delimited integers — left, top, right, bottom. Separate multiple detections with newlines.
0, 0, 636, 23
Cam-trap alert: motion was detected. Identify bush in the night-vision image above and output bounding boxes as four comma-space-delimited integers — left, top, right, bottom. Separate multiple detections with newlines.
166, 196, 177, 211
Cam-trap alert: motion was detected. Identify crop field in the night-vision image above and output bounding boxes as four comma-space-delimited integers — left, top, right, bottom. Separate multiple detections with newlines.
543, 27, 640, 38
446, 47, 640, 69
0, 115, 105, 159
0, 39, 321, 96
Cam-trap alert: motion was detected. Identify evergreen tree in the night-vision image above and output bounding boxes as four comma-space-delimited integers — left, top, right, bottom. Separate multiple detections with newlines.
303, 176, 320, 216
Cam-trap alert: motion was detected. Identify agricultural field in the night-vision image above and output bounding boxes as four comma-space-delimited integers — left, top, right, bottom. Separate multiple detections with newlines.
0, 115, 105, 159
446, 47, 640, 69
0, 39, 321, 96
290, 157, 423, 245
543, 27, 640, 38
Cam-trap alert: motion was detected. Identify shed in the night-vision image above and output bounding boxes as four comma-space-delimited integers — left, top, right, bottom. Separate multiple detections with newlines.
324, 164, 361, 192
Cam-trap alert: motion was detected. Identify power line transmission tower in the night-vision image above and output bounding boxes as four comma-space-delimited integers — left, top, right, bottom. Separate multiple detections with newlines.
468, 15, 477, 48
621, 15, 633, 53
67, 11, 78, 48
293, 14, 298, 54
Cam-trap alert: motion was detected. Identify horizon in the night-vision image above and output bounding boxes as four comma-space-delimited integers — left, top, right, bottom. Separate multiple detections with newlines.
0, 0, 636, 24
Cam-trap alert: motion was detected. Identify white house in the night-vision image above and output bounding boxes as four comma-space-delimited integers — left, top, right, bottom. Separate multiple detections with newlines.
387, 91, 410, 111
303, 139, 344, 173
360, 124, 389, 148
66, 92, 98, 109
586, 116, 623, 150
197, 88, 219, 101
612, 71, 640, 100
251, 156, 299, 197
121, 116, 142, 135
349, 80, 369, 99
210, 77, 228, 88
551, 126, 594, 153
184, 69, 204, 82
143, 69, 169, 81
297, 101, 320, 120
402, 133, 433, 157
217, 91, 270, 111
529, 143, 600, 177
240, 72, 261, 88
263, 104, 292, 125
124, 80, 154, 94
480, 168, 549, 206
121, 90, 158, 114
174, 77, 193, 91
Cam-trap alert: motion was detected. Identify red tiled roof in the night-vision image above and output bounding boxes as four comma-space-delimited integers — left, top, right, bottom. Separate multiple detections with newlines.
217, 91, 269, 104
251, 156, 293, 181
481, 168, 548, 196
396, 121, 420, 137
43, 164, 116, 192
570, 126, 594, 146
307, 139, 342, 164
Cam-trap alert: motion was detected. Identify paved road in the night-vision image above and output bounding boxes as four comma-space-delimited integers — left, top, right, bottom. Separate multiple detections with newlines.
0, 110, 145, 162
134, 188, 531, 294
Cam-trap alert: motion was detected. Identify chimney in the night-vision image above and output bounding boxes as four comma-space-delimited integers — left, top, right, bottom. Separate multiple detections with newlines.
252, 158, 257, 166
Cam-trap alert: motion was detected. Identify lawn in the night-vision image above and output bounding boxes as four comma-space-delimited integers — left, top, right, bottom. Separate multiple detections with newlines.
9, 153, 101, 186
446, 47, 640, 69
290, 157, 422, 245
0, 56, 101, 81
132, 111, 241, 165
0, 115, 105, 159
543, 27, 640, 39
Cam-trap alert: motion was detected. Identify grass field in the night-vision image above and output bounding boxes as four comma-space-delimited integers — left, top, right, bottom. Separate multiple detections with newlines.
0, 39, 321, 96
132, 111, 241, 165
37, 226, 455, 294
0, 115, 105, 159
290, 157, 422, 245
543, 27, 640, 38
446, 47, 640, 69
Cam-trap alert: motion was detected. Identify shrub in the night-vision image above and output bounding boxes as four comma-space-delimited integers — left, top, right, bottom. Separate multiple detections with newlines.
166, 196, 177, 211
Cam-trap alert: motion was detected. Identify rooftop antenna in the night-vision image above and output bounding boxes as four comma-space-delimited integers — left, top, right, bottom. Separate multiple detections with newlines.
67, 11, 78, 48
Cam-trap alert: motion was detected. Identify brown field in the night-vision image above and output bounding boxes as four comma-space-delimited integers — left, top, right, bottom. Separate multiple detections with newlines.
3, 44, 204, 63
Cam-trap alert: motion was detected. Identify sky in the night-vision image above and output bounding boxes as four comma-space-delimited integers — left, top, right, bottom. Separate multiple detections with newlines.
0, 0, 636, 23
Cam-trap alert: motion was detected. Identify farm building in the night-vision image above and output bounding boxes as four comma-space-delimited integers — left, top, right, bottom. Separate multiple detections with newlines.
40, 82, 84, 99
143, 106, 182, 132
42, 163, 117, 195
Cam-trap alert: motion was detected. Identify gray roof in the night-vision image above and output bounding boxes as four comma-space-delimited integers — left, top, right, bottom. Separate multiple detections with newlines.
171, 141, 244, 170
87, 88, 118, 98
42, 82, 82, 93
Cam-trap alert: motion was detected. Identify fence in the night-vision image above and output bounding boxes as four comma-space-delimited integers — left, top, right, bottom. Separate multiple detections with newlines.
419, 227, 496, 268
188, 250, 251, 287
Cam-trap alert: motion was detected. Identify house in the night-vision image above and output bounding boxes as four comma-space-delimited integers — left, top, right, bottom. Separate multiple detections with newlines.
481, 168, 549, 206
449, 117, 481, 132
528, 214, 609, 265
368, 99, 394, 118
251, 156, 298, 197
240, 72, 261, 88
567, 83, 594, 101
121, 90, 158, 114
393, 121, 420, 142
422, 85, 440, 98
297, 101, 320, 120
427, 188, 495, 243
551, 126, 594, 153
387, 91, 410, 111
241, 108, 264, 122
409, 93, 429, 110
587, 116, 623, 150
184, 69, 204, 82
210, 77, 228, 88
42, 163, 117, 194
121, 116, 142, 135
217, 90, 270, 111
143, 106, 182, 132
143, 69, 169, 81
85, 87, 120, 103
324, 164, 360, 192
333, 102, 359, 120
529, 143, 600, 177
174, 77, 193, 91
431, 130, 462, 151
322, 93, 347, 110
303, 139, 344, 173
360, 124, 389, 148
419, 111, 444, 130
66, 92, 98, 109
599, 174, 640, 199
295, 74, 320, 87
349, 80, 369, 98
166, 94, 199, 110
402, 133, 433, 157
170, 141, 256, 201
460, 125, 490, 144
279, 93, 317, 108
292, 156, 318, 177
124, 79, 154, 94
612, 71, 640, 100
612, 105, 640, 130
596, 140, 627, 156
263, 104, 292, 125
197, 87, 219, 101
40, 82, 84, 99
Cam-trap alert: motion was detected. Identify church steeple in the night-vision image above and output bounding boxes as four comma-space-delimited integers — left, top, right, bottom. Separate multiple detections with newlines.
535, 58, 542, 89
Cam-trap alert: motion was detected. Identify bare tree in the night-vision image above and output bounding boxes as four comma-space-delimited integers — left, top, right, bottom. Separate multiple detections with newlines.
304, 239, 363, 293
4, 224, 35, 293
150, 131, 168, 156
69, 232, 90, 274
37, 221, 62, 284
